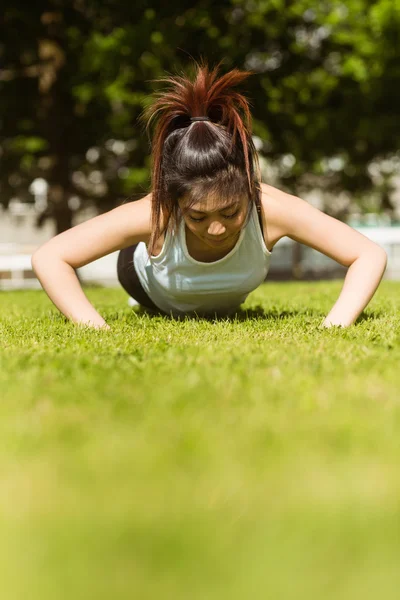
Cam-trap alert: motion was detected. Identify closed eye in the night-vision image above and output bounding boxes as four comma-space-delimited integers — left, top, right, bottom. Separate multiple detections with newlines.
189, 209, 240, 223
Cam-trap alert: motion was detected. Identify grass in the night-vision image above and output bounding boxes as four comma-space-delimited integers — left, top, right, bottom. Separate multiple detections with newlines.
1, 279, 400, 600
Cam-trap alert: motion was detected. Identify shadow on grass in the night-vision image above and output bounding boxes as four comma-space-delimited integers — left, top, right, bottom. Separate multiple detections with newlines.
129, 305, 385, 325
131, 304, 322, 323
353, 310, 386, 324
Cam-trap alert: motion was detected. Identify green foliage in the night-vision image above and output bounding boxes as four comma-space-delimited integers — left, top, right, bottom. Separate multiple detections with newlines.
0, 281, 400, 598
1, 0, 400, 231
8, 136, 48, 153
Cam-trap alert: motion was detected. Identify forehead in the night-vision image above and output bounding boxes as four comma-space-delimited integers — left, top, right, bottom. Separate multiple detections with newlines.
180, 194, 247, 213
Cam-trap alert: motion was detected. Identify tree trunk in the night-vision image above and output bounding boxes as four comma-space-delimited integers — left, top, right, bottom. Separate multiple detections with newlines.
292, 241, 304, 279
47, 183, 73, 234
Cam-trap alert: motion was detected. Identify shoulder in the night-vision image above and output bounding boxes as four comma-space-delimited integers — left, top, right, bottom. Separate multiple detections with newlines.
32, 192, 155, 268
117, 191, 169, 241
120, 192, 152, 218
113, 192, 153, 243
259, 182, 295, 249
259, 182, 384, 266
260, 182, 299, 219
260, 181, 325, 241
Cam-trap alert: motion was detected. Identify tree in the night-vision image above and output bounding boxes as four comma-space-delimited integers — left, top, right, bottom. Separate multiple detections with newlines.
1, 0, 400, 235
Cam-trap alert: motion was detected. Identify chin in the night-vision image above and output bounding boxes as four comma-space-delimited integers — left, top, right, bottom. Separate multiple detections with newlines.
207, 239, 229, 246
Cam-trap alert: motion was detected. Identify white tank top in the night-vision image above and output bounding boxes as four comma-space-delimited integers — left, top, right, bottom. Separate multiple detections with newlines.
133, 201, 272, 317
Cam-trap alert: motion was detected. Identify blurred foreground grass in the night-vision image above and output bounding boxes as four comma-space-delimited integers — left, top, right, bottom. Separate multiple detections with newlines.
1, 280, 400, 599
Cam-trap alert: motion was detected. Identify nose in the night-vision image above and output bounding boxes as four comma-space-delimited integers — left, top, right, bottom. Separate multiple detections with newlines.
207, 221, 226, 236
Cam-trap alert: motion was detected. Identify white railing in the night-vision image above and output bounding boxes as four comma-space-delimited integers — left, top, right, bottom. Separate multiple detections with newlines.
0, 246, 120, 290
1, 227, 400, 290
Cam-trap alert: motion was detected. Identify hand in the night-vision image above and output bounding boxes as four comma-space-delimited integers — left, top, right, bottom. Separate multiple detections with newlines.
319, 318, 345, 329
75, 320, 111, 331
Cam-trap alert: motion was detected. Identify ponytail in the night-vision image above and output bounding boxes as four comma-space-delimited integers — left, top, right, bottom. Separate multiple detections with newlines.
140, 59, 261, 257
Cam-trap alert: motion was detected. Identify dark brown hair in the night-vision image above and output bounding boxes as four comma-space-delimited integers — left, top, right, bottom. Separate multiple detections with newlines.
140, 59, 262, 256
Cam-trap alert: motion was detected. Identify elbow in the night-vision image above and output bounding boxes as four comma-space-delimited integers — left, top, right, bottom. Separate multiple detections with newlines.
31, 250, 40, 275
31, 254, 42, 280
354, 245, 387, 264
382, 249, 388, 274
352, 245, 388, 275
31, 246, 48, 275
31, 246, 71, 277
366, 244, 387, 263
376, 246, 388, 269
370, 246, 388, 275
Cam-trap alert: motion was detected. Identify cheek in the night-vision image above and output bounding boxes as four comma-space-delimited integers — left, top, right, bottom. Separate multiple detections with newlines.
232, 214, 246, 229
185, 220, 203, 236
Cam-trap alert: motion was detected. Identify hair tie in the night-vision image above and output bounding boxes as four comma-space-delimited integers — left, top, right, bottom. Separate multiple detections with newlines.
190, 116, 211, 122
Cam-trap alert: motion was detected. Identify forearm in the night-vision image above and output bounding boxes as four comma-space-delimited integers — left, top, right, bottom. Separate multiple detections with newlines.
321, 249, 387, 328
32, 254, 110, 330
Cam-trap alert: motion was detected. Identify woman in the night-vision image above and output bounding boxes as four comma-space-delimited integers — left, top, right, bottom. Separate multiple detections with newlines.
32, 61, 387, 329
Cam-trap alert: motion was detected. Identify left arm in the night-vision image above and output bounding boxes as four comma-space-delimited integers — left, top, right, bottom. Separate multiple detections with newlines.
263, 188, 388, 327
319, 250, 387, 327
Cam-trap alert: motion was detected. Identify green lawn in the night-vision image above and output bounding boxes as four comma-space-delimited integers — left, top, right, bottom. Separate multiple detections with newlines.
1, 280, 400, 600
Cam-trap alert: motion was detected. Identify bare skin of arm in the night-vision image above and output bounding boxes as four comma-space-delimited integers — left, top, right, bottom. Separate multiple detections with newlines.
32, 183, 387, 330
31, 194, 153, 329
260, 183, 388, 327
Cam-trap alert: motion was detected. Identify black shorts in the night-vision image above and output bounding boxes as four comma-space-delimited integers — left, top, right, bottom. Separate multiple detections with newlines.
116, 244, 161, 312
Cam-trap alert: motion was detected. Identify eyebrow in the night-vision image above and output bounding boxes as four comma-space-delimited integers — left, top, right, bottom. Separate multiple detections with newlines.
189, 201, 240, 214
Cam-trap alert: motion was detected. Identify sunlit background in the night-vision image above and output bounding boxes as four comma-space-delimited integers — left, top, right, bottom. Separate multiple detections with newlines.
2, 5, 400, 600
2, 1, 400, 287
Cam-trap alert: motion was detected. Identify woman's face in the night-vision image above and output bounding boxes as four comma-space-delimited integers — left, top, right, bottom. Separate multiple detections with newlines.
179, 194, 250, 250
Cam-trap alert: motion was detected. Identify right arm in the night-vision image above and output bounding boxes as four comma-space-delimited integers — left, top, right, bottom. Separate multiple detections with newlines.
31, 194, 153, 329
